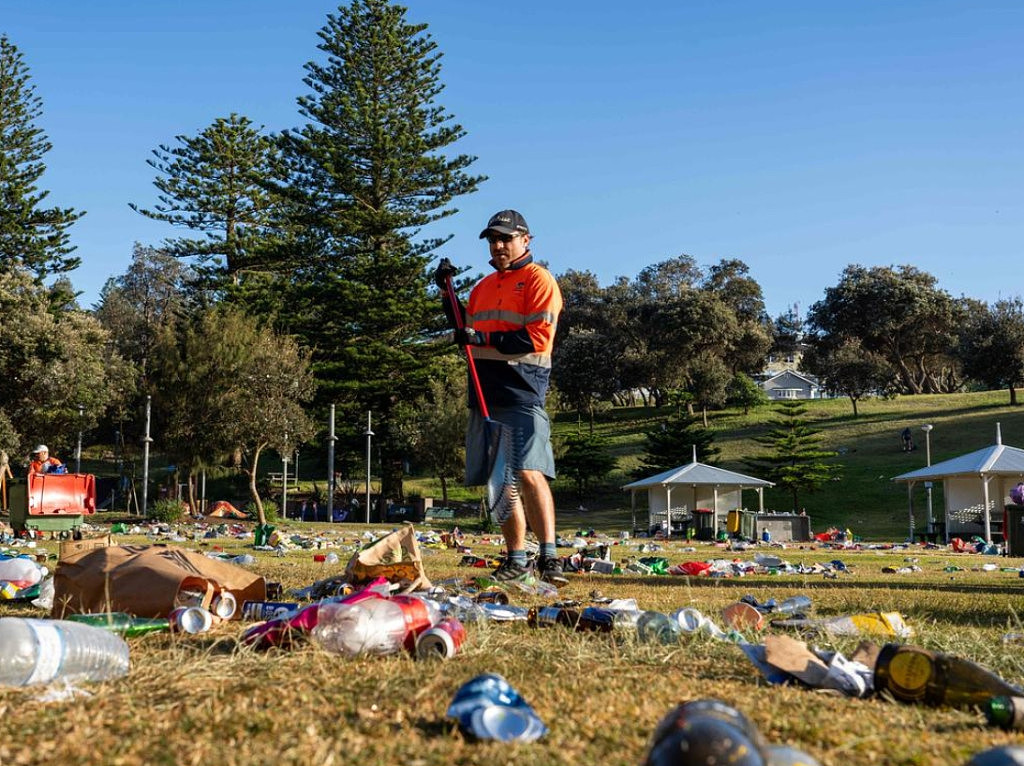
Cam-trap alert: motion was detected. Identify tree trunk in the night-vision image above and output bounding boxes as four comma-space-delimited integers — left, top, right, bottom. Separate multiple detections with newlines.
186, 472, 197, 516
849, 395, 859, 417
440, 476, 448, 505
1011, 385, 1018, 406
249, 441, 267, 526
701, 406, 709, 428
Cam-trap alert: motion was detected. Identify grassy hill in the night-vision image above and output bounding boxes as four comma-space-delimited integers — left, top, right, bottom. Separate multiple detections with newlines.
409, 389, 1024, 540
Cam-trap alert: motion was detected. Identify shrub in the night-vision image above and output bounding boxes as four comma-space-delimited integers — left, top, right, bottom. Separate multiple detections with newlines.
149, 499, 187, 523
244, 499, 279, 522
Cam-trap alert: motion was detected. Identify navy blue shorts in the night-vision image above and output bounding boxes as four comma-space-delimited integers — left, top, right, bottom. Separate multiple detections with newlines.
465, 404, 555, 485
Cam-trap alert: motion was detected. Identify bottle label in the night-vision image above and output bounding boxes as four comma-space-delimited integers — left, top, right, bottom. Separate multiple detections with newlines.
26, 620, 63, 685
886, 649, 933, 699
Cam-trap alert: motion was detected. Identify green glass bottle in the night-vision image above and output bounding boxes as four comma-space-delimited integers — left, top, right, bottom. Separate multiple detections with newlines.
67, 612, 171, 638
986, 696, 1024, 730
874, 643, 1023, 708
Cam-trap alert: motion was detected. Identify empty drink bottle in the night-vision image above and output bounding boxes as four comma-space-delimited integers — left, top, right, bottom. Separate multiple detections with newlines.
67, 612, 170, 637
874, 643, 1023, 707
986, 696, 1024, 730
637, 611, 682, 645
0, 617, 130, 687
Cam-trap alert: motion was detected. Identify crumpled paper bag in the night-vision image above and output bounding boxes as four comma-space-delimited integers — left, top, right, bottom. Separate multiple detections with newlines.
344, 524, 431, 593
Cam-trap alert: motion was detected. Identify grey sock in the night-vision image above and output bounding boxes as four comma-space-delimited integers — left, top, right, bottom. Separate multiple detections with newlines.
509, 549, 528, 567
540, 542, 557, 560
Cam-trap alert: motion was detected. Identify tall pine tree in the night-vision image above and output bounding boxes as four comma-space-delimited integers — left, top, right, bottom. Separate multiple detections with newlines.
130, 113, 284, 293
0, 35, 82, 279
637, 412, 720, 477
277, 0, 484, 503
751, 401, 840, 511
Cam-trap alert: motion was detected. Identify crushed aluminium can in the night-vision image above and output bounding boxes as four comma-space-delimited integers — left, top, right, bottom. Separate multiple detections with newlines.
447, 673, 548, 742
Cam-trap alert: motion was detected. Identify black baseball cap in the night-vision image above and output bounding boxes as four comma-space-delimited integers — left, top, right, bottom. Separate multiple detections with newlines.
479, 209, 530, 239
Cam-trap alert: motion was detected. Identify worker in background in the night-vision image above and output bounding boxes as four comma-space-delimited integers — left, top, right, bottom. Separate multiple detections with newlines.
28, 445, 63, 475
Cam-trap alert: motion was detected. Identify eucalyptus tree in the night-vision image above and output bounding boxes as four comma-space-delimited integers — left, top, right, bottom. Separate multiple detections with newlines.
959, 297, 1024, 405
806, 265, 964, 394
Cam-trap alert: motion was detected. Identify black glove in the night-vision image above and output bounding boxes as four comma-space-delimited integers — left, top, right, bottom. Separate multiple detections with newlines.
454, 328, 488, 346
434, 257, 458, 289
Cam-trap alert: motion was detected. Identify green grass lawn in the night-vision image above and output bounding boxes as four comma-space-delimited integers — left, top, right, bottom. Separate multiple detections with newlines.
2, 520, 1023, 766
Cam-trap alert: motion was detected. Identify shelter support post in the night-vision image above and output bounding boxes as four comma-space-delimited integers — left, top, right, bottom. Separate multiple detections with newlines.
983, 476, 993, 544
906, 483, 914, 542
665, 487, 672, 538
713, 487, 719, 536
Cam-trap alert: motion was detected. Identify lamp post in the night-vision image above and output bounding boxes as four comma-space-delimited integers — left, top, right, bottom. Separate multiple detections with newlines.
921, 424, 934, 532
281, 432, 289, 521
364, 412, 374, 524
327, 405, 336, 523
141, 395, 152, 518
75, 404, 84, 474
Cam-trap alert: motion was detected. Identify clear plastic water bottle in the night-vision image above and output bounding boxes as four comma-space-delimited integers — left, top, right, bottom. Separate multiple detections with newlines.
313, 596, 435, 656
0, 617, 130, 686
637, 611, 683, 645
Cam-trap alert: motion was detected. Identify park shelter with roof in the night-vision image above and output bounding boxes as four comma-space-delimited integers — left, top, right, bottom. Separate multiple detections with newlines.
892, 424, 1024, 543
622, 450, 774, 537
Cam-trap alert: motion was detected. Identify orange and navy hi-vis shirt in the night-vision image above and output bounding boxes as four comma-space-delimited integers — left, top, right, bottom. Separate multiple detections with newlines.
466, 253, 563, 409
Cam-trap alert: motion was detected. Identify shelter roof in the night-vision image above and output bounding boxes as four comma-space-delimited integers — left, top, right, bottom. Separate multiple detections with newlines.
622, 460, 774, 490
892, 442, 1024, 482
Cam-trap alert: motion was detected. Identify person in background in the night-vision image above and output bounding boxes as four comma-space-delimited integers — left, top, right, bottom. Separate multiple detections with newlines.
435, 209, 566, 586
28, 445, 63, 475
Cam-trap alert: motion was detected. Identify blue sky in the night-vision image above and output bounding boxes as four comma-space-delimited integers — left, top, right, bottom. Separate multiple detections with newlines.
4, 1, 1023, 317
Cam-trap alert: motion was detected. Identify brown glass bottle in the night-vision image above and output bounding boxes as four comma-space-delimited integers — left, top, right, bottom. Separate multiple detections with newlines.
527, 606, 582, 629
874, 643, 1023, 708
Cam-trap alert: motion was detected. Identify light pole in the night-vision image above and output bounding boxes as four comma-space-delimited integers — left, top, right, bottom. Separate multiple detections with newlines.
921, 424, 934, 533
75, 404, 84, 474
281, 432, 289, 521
141, 395, 152, 518
327, 405, 336, 523
364, 412, 374, 524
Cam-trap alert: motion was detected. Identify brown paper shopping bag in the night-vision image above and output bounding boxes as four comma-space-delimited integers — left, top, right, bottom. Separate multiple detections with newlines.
52, 544, 266, 619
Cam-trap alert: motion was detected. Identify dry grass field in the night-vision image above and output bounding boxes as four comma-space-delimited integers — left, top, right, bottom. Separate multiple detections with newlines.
1, 520, 1023, 766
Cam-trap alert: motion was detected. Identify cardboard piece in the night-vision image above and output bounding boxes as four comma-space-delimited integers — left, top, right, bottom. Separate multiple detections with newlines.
59, 534, 112, 561
345, 524, 431, 593
762, 635, 873, 697
764, 635, 830, 686
51, 544, 266, 619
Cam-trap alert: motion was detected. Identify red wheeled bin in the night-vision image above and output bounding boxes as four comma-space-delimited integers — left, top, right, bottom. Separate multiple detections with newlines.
8, 472, 96, 537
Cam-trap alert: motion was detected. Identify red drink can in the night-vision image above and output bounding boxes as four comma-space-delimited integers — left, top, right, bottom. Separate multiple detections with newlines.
389, 595, 436, 651
416, 617, 466, 659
